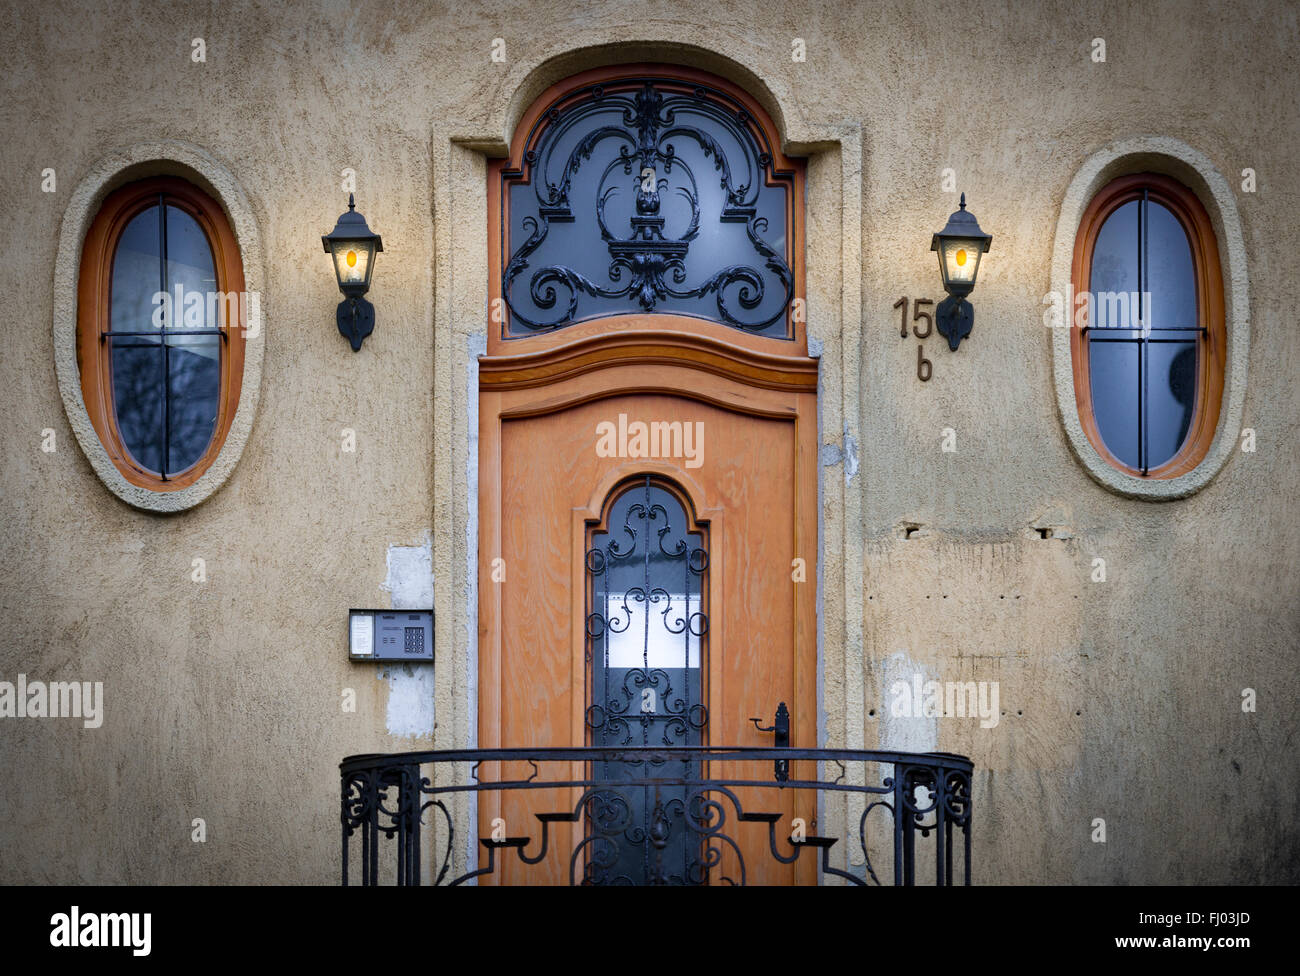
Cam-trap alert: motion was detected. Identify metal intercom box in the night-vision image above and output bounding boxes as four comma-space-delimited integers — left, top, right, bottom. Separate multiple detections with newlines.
348, 609, 434, 662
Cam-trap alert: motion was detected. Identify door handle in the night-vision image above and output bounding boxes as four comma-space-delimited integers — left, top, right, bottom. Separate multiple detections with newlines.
749, 701, 790, 782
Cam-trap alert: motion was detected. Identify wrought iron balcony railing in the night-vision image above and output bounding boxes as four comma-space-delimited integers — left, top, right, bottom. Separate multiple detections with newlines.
341, 746, 973, 886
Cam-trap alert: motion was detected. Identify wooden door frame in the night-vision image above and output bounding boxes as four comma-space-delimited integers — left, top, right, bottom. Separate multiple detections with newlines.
476, 62, 820, 882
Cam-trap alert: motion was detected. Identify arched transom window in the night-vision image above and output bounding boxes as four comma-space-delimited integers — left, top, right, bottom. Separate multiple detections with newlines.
494, 69, 802, 340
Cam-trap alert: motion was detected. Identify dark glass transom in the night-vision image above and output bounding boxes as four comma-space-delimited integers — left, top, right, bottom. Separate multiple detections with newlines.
501, 79, 797, 338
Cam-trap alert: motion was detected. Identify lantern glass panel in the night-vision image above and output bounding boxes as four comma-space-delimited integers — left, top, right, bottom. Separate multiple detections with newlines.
937, 237, 983, 289
330, 240, 373, 289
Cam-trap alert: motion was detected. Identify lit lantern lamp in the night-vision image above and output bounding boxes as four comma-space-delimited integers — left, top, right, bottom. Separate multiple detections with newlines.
322, 194, 383, 351
930, 193, 992, 351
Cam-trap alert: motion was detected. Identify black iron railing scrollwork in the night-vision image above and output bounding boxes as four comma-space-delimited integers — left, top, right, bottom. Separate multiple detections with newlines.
340, 746, 973, 886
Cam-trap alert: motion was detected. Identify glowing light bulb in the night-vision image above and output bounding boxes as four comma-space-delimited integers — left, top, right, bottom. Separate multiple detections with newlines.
955, 248, 967, 267
346, 249, 358, 268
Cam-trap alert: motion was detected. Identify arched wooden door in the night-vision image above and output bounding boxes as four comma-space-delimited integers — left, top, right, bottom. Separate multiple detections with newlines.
477, 65, 818, 884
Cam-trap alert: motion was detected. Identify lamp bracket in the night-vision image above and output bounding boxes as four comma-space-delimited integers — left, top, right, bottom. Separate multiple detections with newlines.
936, 295, 973, 352
337, 296, 375, 352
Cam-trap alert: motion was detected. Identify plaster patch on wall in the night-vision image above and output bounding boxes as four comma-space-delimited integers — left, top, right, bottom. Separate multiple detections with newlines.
1030, 504, 1075, 540
382, 536, 434, 609
842, 422, 859, 485
820, 443, 842, 467
379, 535, 435, 738
876, 651, 938, 755
869, 652, 940, 844
381, 663, 436, 738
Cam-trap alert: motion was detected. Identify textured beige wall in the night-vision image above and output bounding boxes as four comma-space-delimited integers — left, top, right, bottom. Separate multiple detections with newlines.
0, 0, 1296, 883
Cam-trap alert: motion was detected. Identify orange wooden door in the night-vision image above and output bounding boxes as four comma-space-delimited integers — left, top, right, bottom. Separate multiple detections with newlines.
478, 319, 819, 884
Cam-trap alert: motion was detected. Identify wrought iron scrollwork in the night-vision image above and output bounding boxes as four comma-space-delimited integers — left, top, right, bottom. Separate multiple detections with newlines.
586, 476, 708, 748
501, 79, 797, 337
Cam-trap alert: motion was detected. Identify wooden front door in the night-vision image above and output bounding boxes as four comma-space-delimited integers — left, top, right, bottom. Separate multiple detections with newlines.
476, 65, 817, 884
478, 322, 818, 883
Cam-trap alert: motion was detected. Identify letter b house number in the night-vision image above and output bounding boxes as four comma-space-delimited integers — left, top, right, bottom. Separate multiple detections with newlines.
895, 296, 935, 382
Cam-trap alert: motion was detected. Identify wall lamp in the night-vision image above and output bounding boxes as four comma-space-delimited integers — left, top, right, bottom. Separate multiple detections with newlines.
930, 193, 992, 351
322, 194, 383, 351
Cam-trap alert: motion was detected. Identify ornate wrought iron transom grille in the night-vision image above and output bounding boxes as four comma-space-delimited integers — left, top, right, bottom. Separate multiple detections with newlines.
500, 77, 797, 338
584, 476, 710, 883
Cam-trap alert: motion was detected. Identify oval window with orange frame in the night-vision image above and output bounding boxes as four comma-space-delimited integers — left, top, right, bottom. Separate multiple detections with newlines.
1070, 173, 1225, 479
76, 176, 246, 491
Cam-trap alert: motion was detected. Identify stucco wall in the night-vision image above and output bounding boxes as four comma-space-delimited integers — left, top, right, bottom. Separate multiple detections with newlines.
0, 0, 1295, 883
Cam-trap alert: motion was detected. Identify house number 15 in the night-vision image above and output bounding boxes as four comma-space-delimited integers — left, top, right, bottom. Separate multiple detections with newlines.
894, 296, 934, 382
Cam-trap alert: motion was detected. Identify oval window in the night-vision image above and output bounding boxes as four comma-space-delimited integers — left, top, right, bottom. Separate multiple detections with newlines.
77, 177, 245, 490
1071, 174, 1225, 478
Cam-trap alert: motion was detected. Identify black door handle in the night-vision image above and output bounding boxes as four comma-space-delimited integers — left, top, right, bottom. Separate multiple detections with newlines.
749, 702, 790, 782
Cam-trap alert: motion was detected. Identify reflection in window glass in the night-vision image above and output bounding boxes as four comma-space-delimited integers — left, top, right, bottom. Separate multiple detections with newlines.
1089, 341, 1140, 469
167, 335, 220, 472
111, 207, 161, 331
1087, 188, 1200, 473
108, 201, 221, 477
1146, 202, 1196, 330
1147, 341, 1196, 465
109, 341, 165, 474
1090, 200, 1138, 328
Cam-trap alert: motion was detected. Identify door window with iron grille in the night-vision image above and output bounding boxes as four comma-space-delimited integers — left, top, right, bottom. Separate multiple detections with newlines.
584, 475, 709, 883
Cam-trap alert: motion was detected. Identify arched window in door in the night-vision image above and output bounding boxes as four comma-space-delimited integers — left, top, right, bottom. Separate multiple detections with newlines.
585, 475, 709, 747
494, 68, 803, 339
583, 475, 709, 884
